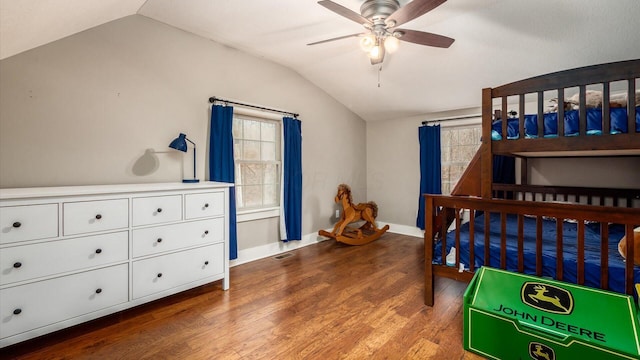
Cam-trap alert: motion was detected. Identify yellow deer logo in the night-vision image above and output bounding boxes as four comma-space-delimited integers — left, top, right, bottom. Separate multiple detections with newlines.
528, 285, 570, 313
529, 343, 554, 360
521, 282, 573, 315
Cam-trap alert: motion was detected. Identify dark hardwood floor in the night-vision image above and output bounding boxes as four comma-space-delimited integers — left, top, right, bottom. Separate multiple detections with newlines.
1, 233, 484, 359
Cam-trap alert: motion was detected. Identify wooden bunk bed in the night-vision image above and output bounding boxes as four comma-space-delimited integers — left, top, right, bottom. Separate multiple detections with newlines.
423, 59, 640, 306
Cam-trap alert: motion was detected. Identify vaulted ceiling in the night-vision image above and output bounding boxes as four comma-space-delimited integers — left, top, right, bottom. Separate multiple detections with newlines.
2, 0, 639, 122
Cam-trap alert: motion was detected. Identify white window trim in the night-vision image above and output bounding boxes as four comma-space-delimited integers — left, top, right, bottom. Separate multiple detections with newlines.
233, 106, 282, 217
237, 206, 280, 222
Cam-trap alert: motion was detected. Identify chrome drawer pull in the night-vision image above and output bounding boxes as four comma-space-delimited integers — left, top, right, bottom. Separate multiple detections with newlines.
12, 221, 21, 228
13, 262, 22, 268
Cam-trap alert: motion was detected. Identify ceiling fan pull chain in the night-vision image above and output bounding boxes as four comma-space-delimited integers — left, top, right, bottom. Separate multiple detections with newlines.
378, 65, 382, 88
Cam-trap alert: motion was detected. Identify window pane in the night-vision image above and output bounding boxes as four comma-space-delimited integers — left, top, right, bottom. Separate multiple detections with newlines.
233, 118, 243, 138
243, 185, 262, 207
233, 139, 242, 160
235, 186, 244, 208
263, 184, 278, 207
264, 164, 278, 185
241, 163, 262, 185
261, 142, 276, 161
261, 122, 276, 141
243, 140, 261, 160
244, 119, 261, 140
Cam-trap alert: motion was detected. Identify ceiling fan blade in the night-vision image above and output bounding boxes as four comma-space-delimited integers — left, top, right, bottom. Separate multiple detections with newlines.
318, 0, 372, 26
395, 29, 454, 48
386, 0, 447, 28
307, 33, 366, 46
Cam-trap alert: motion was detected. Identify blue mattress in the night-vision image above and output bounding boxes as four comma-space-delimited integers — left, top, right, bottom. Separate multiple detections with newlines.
435, 212, 640, 295
492, 107, 640, 140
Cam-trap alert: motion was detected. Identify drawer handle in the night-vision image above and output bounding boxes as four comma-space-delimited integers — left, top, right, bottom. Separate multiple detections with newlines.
204, 230, 209, 235
204, 203, 209, 208
95, 248, 102, 254
12, 221, 22, 228
13, 262, 22, 268
157, 238, 163, 243
95, 288, 102, 294
157, 273, 163, 278
204, 261, 209, 265
95, 214, 102, 220
157, 208, 163, 213
13, 308, 22, 315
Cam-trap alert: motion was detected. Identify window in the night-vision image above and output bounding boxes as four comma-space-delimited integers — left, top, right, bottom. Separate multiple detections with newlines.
440, 125, 481, 195
232, 114, 281, 210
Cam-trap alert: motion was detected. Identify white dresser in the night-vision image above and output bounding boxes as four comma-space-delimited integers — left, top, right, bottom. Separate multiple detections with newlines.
0, 182, 231, 347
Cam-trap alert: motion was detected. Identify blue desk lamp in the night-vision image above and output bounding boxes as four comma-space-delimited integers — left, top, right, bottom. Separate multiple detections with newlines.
169, 133, 199, 183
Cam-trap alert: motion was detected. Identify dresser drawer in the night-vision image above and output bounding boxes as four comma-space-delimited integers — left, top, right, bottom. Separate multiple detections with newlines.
132, 244, 223, 299
0, 264, 128, 340
185, 192, 225, 219
0, 204, 58, 245
0, 231, 128, 286
132, 195, 182, 226
132, 218, 223, 258
63, 199, 128, 236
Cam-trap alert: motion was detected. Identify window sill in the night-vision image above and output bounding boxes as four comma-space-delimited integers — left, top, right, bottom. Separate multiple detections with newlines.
237, 207, 280, 222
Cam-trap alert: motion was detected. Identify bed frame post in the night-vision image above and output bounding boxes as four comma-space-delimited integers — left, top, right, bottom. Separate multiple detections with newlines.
481, 88, 493, 198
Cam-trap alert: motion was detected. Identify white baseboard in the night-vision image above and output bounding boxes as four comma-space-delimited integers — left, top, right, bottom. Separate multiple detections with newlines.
230, 229, 332, 267
229, 221, 423, 268
378, 221, 424, 238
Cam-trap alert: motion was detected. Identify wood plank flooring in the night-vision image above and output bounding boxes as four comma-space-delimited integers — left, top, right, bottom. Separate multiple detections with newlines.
1, 233, 485, 360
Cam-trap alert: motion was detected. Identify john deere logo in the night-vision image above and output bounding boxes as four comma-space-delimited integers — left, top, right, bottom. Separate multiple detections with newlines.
521, 282, 573, 314
529, 342, 555, 360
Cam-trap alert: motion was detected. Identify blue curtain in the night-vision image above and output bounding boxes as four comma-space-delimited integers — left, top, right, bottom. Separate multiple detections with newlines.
209, 105, 238, 260
416, 125, 442, 230
280, 117, 302, 242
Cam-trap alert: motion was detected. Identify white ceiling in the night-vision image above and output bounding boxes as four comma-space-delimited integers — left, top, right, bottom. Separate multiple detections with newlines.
2, 0, 640, 122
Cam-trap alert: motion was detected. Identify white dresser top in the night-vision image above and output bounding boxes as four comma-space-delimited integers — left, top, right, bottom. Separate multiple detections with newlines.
0, 182, 233, 200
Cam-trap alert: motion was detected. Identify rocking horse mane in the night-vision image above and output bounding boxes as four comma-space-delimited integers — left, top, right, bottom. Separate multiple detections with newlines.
337, 183, 353, 204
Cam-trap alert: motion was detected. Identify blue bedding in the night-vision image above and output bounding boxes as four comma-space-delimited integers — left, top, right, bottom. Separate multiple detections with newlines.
435, 212, 640, 295
491, 106, 640, 140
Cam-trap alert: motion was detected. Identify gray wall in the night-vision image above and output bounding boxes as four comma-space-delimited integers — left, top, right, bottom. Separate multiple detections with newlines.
0, 15, 367, 252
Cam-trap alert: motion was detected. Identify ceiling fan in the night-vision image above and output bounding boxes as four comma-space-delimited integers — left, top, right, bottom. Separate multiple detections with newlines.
308, 0, 454, 65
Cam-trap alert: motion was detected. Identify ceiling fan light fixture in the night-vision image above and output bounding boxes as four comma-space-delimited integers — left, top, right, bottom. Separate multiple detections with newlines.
368, 38, 385, 65
384, 35, 399, 53
359, 34, 376, 52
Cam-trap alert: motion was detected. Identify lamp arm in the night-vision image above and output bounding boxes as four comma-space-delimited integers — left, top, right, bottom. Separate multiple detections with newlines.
185, 137, 197, 180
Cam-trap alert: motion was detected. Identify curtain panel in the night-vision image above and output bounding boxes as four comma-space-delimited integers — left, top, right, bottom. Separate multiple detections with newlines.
280, 117, 302, 241
209, 105, 238, 260
416, 124, 442, 230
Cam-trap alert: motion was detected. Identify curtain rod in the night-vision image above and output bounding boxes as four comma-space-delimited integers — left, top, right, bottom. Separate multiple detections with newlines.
421, 113, 481, 125
209, 97, 299, 118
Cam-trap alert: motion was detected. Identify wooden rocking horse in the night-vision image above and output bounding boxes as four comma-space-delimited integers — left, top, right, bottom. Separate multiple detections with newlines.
318, 184, 389, 245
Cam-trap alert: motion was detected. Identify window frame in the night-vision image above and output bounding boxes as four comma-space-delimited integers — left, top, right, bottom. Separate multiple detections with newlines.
231, 108, 283, 221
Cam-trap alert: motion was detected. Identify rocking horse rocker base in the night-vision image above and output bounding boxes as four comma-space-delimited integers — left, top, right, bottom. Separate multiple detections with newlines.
319, 223, 390, 246
318, 184, 389, 246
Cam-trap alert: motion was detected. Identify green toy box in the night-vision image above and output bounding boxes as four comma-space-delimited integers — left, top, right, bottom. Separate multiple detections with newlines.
463, 267, 640, 359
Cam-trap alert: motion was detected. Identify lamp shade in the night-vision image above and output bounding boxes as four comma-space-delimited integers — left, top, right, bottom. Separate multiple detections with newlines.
168, 133, 188, 152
